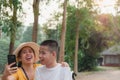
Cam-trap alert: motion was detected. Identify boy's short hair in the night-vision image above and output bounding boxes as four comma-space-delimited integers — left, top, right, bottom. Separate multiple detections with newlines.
40, 40, 59, 54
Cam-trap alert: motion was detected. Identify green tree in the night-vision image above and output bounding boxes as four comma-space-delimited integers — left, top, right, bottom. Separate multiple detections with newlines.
65, 0, 95, 72
59, 0, 67, 62
1, 0, 22, 54
65, 3, 96, 71
32, 0, 54, 42
21, 26, 33, 42
42, 26, 57, 40
21, 25, 44, 43
97, 14, 120, 46
32, 0, 40, 42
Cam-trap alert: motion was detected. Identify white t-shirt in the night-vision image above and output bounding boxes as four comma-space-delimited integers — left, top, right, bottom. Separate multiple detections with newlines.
35, 63, 72, 80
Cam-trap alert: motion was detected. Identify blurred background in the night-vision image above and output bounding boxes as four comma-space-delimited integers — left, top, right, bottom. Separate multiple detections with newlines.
0, 0, 120, 75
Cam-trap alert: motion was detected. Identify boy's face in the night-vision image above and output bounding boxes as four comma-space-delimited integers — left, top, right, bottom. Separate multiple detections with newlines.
39, 46, 54, 65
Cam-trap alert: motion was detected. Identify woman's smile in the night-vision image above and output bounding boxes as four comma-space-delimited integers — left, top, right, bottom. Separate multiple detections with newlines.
25, 56, 33, 61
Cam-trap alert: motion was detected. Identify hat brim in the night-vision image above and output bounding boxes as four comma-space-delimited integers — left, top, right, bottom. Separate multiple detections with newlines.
13, 42, 40, 63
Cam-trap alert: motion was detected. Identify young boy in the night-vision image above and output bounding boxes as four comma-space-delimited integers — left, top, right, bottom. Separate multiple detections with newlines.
35, 40, 72, 80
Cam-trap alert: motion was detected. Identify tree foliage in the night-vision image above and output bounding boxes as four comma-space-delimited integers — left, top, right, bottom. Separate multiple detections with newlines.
0, 0, 22, 54
21, 25, 45, 43
65, 4, 104, 71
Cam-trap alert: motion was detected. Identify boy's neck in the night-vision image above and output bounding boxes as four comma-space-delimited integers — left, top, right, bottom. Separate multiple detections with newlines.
46, 61, 58, 68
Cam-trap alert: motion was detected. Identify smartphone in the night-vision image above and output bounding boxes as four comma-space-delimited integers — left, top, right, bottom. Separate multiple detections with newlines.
7, 55, 17, 67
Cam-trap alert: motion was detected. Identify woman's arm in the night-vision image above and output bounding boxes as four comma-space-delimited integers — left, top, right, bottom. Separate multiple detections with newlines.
1, 63, 17, 80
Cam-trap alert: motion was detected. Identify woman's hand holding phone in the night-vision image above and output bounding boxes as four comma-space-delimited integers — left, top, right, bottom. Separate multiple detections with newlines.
3, 63, 18, 78
8, 62, 18, 74
3, 55, 18, 77
2, 63, 17, 80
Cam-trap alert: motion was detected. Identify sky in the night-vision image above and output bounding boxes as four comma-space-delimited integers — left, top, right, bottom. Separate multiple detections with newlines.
22, 0, 62, 26
21, 0, 117, 26
95, 0, 117, 15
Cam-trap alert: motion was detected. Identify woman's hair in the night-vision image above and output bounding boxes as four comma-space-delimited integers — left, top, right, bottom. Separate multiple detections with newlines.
18, 61, 22, 67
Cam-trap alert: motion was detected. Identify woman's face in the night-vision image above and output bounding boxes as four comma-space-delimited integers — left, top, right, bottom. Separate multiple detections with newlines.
19, 47, 35, 64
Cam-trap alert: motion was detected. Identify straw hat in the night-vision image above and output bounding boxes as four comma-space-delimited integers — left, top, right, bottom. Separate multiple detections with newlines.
13, 42, 40, 63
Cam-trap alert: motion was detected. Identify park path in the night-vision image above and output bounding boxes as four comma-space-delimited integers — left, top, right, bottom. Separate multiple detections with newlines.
76, 66, 120, 80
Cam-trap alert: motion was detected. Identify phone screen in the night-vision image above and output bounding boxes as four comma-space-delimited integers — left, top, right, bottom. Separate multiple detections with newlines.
7, 55, 17, 67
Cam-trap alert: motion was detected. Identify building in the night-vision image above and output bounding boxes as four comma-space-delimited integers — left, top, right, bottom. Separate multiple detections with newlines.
101, 45, 120, 66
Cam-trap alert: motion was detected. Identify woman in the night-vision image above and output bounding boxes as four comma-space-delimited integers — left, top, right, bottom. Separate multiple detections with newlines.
2, 42, 68, 80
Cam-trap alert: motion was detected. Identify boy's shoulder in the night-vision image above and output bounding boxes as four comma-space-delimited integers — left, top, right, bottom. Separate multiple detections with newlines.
36, 63, 71, 72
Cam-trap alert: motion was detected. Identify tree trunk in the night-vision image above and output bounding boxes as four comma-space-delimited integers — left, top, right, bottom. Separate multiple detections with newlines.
9, 5, 17, 54
58, 0, 67, 62
9, 40, 15, 54
74, 9, 79, 74
32, 0, 40, 42
74, 25, 79, 74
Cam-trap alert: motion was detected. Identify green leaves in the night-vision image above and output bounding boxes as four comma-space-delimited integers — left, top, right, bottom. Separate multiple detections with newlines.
2, 19, 17, 36
78, 53, 97, 71
9, 0, 22, 10
0, 39, 9, 73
